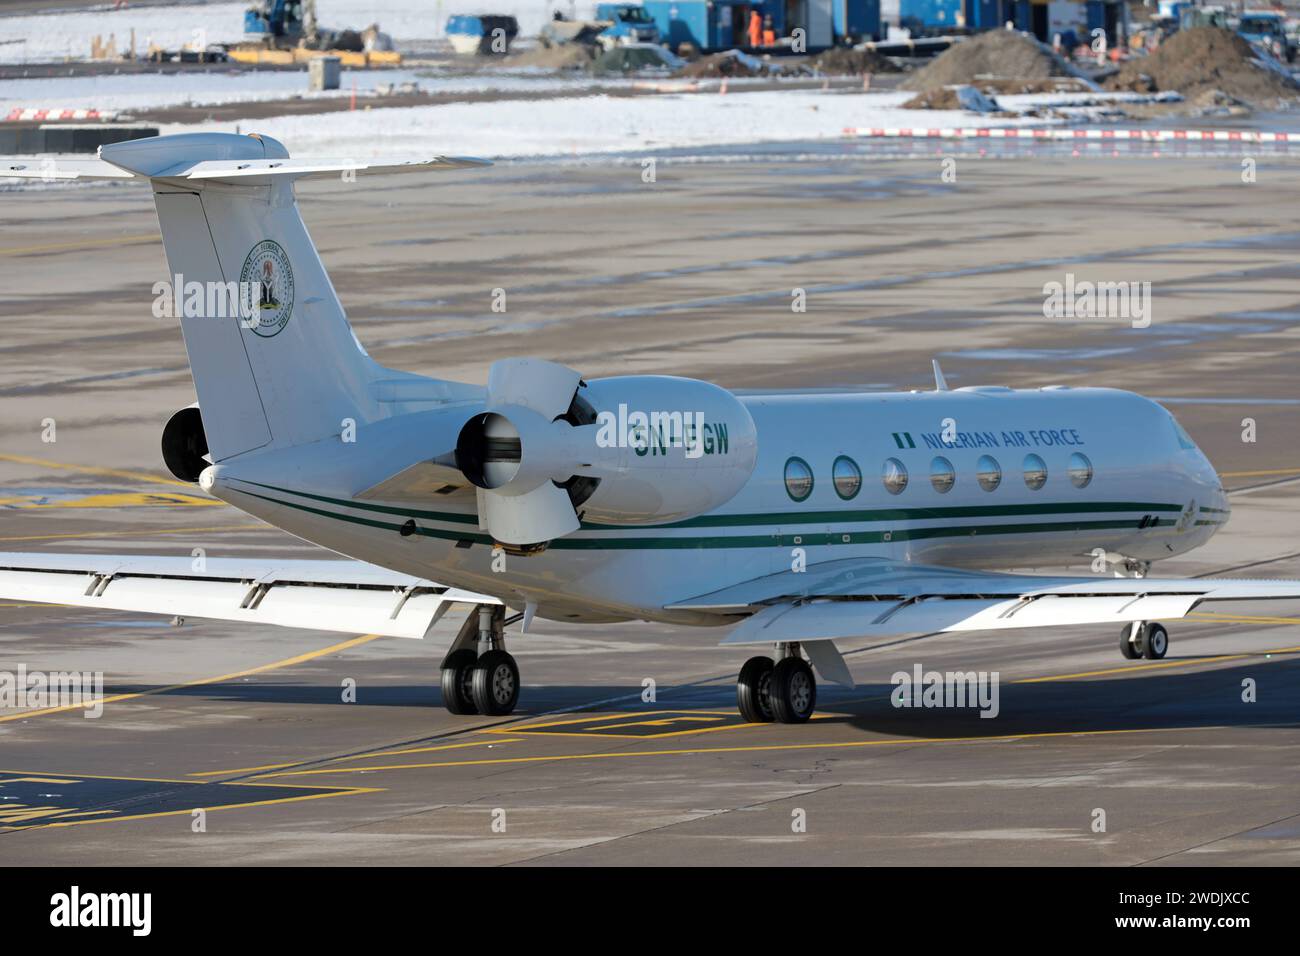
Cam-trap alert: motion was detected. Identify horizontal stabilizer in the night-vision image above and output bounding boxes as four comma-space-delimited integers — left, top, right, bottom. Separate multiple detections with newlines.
181, 155, 490, 183
1, 158, 135, 180
2, 131, 489, 185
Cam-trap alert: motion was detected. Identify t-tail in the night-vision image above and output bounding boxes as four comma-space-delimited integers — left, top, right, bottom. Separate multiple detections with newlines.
3, 132, 488, 462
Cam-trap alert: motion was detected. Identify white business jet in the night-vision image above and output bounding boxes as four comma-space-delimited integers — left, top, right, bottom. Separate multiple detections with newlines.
3, 132, 1298, 724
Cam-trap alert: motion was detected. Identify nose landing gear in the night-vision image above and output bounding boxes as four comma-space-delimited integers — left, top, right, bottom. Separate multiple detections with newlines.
736, 644, 817, 724
1120, 621, 1169, 660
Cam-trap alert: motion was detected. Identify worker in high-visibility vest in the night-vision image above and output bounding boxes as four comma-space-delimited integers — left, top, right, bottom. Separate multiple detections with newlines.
747, 9, 762, 48
761, 14, 776, 46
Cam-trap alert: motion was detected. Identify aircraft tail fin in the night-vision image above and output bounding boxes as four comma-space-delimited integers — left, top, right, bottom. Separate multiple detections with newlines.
6, 133, 487, 462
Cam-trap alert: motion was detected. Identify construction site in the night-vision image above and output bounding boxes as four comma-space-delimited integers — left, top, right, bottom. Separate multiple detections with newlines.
0, 1, 1298, 154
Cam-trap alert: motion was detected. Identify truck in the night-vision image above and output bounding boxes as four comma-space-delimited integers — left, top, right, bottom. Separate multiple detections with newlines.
1235, 10, 1295, 63
594, 4, 663, 45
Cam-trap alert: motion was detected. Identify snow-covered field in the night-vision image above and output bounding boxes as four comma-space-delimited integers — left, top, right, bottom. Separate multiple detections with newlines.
0, 0, 597, 63
159, 90, 1045, 160
0, 67, 624, 113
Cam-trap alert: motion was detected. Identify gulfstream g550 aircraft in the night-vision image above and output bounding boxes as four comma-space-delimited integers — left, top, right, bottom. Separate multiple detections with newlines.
4, 132, 1299, 724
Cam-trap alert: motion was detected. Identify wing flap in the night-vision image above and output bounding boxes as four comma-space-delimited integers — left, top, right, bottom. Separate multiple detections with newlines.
721, 593, 1205, 646
0, 553, 499, 640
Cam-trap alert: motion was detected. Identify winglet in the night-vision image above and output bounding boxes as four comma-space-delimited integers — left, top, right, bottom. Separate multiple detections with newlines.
932, 359, 949, 391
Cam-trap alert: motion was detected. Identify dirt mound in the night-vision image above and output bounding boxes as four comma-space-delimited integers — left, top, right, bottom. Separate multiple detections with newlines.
1106, 27, 1299, 105
902, 30, 1091, 92
673, 50, 786, 78
505, 43, 597, 71
809, 46, 901, 75
902, 85, 1004, 112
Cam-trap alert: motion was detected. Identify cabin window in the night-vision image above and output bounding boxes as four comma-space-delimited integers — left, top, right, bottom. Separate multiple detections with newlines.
1022, 453, 1047, 491
1068, 452, 1093, 489
784, 457, 814, 502
882, 457, 908, 495
832, 456, 861, 500
976, 455, 1001, 492
930, 456, 955, 494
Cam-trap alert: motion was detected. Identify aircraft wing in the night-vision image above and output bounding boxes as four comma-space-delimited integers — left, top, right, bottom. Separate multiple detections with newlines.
0, 552, 499, 639
666, 558, 1300, 647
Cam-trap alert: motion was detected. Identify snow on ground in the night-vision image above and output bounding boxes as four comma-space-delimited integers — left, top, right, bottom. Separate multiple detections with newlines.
160, 89, 1045, 160
0, 67, 625, 113
0, 0, 597, 63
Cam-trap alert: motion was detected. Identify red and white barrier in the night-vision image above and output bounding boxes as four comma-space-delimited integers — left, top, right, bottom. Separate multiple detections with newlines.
4, 108, 118, 122
841, 126, 1300, 144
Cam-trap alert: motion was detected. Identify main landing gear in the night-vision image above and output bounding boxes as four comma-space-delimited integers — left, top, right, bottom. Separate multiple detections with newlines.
441, 606, 520, 715
1120, 621, 1169, 661
736, 644, 817, 724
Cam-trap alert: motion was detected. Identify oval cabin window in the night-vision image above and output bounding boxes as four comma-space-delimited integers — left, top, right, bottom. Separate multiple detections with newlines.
882, 458, 909, 495
784, 457, 814, 502
976, 455, 1002, 492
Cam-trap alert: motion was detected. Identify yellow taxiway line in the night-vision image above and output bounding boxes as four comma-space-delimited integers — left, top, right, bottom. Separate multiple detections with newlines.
0, 523, 260, 543
0, 452, 190, 488
250, 723, 1260, 778
0, 234, 158, 257
191, 738, 527, 778
0, 633, 382, 723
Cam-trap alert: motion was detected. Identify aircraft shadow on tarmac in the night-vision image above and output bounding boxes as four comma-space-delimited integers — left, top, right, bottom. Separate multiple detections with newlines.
84, 656, 1300, 741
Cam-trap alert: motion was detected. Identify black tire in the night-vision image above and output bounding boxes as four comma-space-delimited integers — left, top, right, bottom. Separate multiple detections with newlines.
737, 656, 775, 723
471, 649, 520, 716
1143, 623, 1169, 660
440, 648, 478, 715
769, 656, 816, 724
1120, 625, 1142, 660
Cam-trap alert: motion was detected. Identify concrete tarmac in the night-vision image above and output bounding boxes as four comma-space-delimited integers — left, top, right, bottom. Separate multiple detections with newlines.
1, 150, 1298, 864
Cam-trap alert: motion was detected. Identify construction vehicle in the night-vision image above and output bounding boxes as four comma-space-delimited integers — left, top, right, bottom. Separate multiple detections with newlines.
1236, 10, 1296, 63
243, 0, 317, 47
1177, 4, 1228, 31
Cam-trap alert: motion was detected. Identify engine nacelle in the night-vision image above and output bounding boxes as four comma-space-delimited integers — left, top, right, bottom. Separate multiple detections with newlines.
452, 361, 758, 549
572, 376, 758, 525
161, 404, 209, 482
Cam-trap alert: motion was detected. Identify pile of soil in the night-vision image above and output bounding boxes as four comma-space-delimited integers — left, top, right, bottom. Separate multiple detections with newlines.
902, 85, 1006, 113
968, 76, 1093, 95
505, 43, 597, 70
673, 50, 786, 78
1106, 27, 1300, 105
808, 46, 902, 75
902, 30, 1091, 92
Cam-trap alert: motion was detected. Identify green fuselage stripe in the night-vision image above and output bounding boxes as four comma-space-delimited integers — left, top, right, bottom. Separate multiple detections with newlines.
236, 479, 1183, 531
234, 486, 1196, 552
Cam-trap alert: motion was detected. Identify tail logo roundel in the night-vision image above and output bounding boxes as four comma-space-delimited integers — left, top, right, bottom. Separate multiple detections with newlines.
239, 239, 295, 337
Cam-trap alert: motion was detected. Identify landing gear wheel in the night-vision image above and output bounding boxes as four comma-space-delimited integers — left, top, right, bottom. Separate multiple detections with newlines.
471, 649, 520, 716
441, 648, 479, 715
737, 656, 775, 723
1143, 623, 1168, 660
769, 656, 816, 724
1120, 625, 1142, 660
